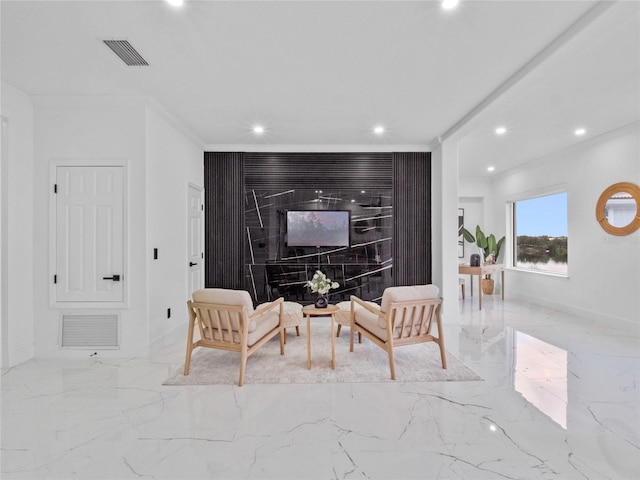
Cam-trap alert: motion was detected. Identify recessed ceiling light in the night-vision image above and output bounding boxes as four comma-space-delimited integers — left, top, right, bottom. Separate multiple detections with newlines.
574, 128, 586, 136
361, 190, 366, 194
495, 126, 507, 135
253, 125, 265, 135
487, 166, 495, 172
166, 0, 184, 6
442, 0, 459, 10
374, 126, 385, 135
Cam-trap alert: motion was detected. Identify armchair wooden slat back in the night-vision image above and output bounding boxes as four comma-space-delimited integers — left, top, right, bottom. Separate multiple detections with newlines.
349, 288, 446, 380
389, 301, 437, 341
192, 304, 248, 346
184, 293, 284, 386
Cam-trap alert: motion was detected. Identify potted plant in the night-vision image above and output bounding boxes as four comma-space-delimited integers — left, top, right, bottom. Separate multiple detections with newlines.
306, 270, 340, 308
462, 225, 505, 295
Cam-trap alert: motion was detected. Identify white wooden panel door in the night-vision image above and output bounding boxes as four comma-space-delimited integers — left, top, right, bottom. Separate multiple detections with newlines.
56, 166, 124, 302
187, 184, 203, 295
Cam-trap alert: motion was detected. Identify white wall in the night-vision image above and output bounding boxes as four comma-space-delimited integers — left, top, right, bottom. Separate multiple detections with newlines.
0, 93, 204, 363
431, 140, 460, 322
485, 124, 640, 324
32, 97, 149, 357
458, 176, 492, 264
0, 82, 35, 367
145, 106, 203, 347
29, 96, 205, 358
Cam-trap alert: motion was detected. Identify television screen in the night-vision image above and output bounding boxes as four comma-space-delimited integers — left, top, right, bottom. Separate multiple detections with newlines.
286, 210, 350, 247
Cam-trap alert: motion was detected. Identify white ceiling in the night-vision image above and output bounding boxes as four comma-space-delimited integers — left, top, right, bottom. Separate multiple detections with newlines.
2, 0, 639, 177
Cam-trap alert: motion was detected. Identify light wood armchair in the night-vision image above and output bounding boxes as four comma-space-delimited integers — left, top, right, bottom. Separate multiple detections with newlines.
349, 285, 446, 380
185, 289, 284, 386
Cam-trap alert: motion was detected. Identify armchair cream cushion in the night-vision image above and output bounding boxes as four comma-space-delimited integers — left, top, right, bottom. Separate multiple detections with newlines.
192, 288, 260, 334
192, 288, 255, 313
335, 300, 378, 337
380, 285, 439, 313
185, 289, 284, 386
353, 285, 440, 340
349, 284, 446, 380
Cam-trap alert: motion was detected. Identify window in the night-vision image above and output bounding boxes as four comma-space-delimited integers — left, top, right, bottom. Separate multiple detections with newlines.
513, 192, 568, 274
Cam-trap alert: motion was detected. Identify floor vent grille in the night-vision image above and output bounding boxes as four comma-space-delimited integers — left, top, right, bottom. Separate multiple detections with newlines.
103, 39, 149, 66
60, 314, 119, 349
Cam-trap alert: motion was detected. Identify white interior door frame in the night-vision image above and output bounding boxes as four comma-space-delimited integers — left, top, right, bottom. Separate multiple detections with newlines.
1, 116, 10, 368
49, 159, 129, 308
187, 182, 204, 297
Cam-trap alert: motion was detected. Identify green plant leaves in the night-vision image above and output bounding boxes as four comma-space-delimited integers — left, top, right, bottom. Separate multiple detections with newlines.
462, 224, 505, 263
462, 227, 476, 243
475, 226, 487, 249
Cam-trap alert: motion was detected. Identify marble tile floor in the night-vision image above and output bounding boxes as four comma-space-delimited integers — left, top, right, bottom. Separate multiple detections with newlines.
1, 297, 639, 480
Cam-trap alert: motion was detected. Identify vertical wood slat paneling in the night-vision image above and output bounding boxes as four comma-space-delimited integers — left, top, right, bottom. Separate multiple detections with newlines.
392, 152, 432, 286
204, 152, 245, 289
204, 151, 432, 294
245, 152, 392, 190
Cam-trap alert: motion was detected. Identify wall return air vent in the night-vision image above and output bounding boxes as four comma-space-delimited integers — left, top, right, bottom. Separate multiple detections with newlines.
60, 314, 119, 349
103, 39, 149, 66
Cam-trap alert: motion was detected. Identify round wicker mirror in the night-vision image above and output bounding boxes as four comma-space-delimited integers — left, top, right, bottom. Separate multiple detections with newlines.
595, 182, 640, 235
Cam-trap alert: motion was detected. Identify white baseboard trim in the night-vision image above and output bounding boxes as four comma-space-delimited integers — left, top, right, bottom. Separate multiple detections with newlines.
442, 311, 462, 325
34, 342, 149, 359
5, 344, 35, 369
150, 322, 187, 353
29, 325, 185, 360
509, 292, 637, 329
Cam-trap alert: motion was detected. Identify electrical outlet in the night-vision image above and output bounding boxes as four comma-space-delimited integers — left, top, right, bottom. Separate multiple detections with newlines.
153, 248, 158, 259
167, 308, 171, 318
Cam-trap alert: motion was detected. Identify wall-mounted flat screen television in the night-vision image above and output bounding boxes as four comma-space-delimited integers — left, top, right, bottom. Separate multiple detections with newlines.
286, 210, 351, 247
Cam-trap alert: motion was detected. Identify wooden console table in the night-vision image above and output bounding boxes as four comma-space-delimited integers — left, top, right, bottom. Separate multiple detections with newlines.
458, 263, 505, 310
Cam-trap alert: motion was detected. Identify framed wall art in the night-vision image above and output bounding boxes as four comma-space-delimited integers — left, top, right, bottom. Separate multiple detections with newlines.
458, 208, 464, 258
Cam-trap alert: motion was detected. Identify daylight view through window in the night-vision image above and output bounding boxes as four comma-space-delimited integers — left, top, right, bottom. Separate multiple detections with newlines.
514, 192, 568, 275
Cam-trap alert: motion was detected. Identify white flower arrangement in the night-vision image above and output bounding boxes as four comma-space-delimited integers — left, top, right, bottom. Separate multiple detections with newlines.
306, 270, 339, 295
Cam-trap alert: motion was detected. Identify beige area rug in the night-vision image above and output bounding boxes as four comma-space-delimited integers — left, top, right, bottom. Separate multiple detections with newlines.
164, 321, 482, 385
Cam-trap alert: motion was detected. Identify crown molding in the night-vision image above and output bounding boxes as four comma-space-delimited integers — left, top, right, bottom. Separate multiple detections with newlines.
204, 144, 429, 153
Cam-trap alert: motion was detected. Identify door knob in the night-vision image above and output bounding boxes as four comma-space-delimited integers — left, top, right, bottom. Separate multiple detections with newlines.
102, 275, 121, 281
189, 262, 198, 267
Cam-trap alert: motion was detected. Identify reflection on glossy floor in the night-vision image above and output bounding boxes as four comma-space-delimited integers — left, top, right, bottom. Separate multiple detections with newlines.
2, 298, 639, 479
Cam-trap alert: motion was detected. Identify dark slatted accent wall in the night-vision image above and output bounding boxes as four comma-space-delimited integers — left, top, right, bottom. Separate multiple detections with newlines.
392, 152, 432, 286
204, 151, 432, 292
204, 152, 245, 289
245, 152, 392, 189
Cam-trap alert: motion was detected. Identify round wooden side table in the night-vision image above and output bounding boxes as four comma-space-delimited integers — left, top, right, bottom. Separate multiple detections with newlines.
302, 304, 340, 370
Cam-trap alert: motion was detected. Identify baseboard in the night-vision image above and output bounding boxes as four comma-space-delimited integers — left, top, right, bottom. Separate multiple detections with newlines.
150, 322, 187, 353
509, 292, 637, 329
5, 344, 35, 369
34, 341, 150, 359
28, 325, 185, 360
442, 311, 462, 325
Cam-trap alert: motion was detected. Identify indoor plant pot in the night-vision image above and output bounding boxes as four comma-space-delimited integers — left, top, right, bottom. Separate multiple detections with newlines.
463, 225, 505, 296
307, 270, 339, 308
314, 294, 328, 309
481, 278, 495, 295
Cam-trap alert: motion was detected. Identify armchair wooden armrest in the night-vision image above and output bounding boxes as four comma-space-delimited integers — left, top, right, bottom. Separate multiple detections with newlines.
348, 285, 447, 380
349, 295, 380, 344
251, 297, 284, 320
350, 295, 381, 316
185, 290, 285, 386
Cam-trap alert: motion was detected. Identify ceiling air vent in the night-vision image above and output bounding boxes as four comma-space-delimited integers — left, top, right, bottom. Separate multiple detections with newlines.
103, 39, 149, 66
